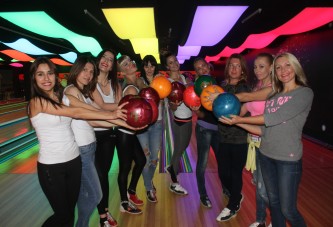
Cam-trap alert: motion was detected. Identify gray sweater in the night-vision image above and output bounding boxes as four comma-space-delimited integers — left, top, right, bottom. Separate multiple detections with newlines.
260, 86, 314, 161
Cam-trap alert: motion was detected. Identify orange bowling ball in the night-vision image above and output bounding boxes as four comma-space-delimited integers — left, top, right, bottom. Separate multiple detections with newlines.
200, 85, 224, 111
150, 76, 172, 99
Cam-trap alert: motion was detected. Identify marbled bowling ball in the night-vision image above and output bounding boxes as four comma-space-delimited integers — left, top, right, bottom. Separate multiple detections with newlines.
168, 81, 186, 103
139, 87, 160, 106
194, 75, 217, 96
212, 92, 240, 118
200, 85, 224, 111
119, 95, 152, 127
183, 85, 201, 108
150, 76, 172, 99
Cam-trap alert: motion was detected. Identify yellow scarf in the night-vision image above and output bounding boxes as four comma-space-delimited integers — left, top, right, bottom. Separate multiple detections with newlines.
245, 134, 261, 173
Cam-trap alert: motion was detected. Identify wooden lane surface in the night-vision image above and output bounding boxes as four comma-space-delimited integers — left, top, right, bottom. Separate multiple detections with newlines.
0, 117, 333, 226
0, 118, 33, 144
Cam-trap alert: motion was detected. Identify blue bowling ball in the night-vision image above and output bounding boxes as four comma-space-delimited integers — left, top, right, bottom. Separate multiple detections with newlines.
213, 92, 241, 118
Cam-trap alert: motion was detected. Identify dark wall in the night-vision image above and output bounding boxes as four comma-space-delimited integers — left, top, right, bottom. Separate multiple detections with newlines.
213, 26, 333, 147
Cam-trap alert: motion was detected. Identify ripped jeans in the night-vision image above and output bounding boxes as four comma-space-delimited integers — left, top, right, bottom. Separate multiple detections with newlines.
137, 120, 163, 191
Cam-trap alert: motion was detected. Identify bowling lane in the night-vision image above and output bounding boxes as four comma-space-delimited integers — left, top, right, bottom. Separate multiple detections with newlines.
0, 117, 34, 144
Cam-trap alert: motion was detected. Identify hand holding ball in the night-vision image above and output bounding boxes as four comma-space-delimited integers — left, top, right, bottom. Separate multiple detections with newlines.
200, 85, 224, 111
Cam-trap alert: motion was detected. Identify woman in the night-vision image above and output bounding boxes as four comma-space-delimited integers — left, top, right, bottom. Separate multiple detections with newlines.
92, 49, 121, 226
28, 57, 124, 227
192, 57, 219, 208
64, 56, 138, 227
136, 55, 164, 203
215, 53, 251, 222
116, 55, 146, 214
241, 53, 274, 227
162, 52, 192, 195
220, 52, 313, 227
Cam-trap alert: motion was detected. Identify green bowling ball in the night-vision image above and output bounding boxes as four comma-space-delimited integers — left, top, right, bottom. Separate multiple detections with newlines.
194, 75, 217, 96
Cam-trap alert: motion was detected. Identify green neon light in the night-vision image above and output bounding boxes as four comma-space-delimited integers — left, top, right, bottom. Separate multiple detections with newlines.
0, 11, 102, 56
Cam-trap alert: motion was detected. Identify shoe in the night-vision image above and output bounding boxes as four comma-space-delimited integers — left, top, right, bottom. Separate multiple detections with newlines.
216, 208, 237, 222
249, 222, 266, 227
120, 201, 143, 214
99, 221, 111, 227
200, 196, 212, 208
165, 165, 178, 183
147, 190, 158, 203
169, 183, 188, 195
106, 212, 118, 227
235, 193, 244, 212
128, 192, 144, 206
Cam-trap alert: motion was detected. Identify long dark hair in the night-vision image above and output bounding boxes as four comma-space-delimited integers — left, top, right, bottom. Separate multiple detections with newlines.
30, 57, 62, 108
140, 55, 159, 85
67, 56, 98, 100
224, 53, 248, 85
95, 49, 119, 97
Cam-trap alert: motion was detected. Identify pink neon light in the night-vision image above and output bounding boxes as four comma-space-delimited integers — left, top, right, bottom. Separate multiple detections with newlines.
206, 7, 333, 62
9, 63, 23, 67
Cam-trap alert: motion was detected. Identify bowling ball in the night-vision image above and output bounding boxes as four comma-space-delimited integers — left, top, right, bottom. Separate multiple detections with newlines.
119, 95, 152, 127
168, 81, 186, 103
200, 85, 224, 111
194, 75, 217, 96
150, 76, 172, 99
212, 92, 241, 119
183, 85, 201, 108
139, 87, 160, 106
145, 98, 158, 123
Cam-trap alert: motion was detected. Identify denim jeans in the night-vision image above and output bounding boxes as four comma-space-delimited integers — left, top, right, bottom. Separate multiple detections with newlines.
137, 120, 163, 191
195, 124, 219, 198
259, 152, 306, 227
76, 142, 102, 227
253, 148, 269, 223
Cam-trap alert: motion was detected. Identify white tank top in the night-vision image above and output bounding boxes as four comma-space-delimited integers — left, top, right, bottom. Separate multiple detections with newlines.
168, 75, 192, 119
30, 113, 79, 164
118, 84, 139, 135
95, 81, 116, 131
62, 86, 96, 146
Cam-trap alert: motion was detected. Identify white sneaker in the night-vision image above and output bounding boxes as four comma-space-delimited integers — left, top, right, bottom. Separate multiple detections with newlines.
249, 222, 266, 227
169, 183, 188, 195
216, 207, 236, 222
99, 221, 111, 227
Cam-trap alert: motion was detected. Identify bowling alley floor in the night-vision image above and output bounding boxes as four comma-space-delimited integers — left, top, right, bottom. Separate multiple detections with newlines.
1, 115, 333, 227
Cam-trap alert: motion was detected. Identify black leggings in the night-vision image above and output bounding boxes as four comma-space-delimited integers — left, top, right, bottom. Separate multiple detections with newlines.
116, 130, 146, 201
94, 128, 117, 214
37, 156, 81, 227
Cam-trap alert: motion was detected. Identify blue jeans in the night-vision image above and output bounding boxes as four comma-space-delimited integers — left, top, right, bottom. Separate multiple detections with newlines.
253, 148, 269, 223
76, 142, 102, 227
137, 120, 163, 191
259, 152, 306, 227
195, 124, 219, 198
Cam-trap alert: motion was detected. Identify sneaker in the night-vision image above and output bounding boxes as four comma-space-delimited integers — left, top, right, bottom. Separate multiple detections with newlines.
106, 212, 118, 227
200, 196, 212, 208
216, 208, 236, 222
165, 165, 178, 183
169, 183, 188, 195
147, 190, 158, 203
99, 221, 111, 227
249, 222, 266, 227
235, 193, 244, 212
120, 201, 143, 214
128, 193, 144, 206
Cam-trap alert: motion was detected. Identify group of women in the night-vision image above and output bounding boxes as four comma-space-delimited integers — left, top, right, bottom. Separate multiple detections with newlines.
28, 48, 313, 227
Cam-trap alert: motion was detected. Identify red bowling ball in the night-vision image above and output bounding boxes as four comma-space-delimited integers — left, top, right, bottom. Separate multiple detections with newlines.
168, 81, 186, 103
139, 87, 160, 106
119, 95, 152, 127
145, 98, 159, 123
183, 85, 201, 108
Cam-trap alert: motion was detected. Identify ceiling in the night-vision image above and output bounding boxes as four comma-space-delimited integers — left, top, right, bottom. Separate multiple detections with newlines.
1, 0, 333, 70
